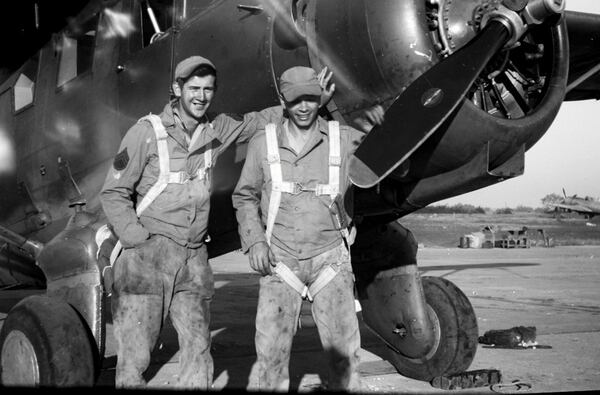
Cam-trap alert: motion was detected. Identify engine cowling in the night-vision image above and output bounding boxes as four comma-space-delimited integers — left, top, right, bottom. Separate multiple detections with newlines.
301, 0, 568, 214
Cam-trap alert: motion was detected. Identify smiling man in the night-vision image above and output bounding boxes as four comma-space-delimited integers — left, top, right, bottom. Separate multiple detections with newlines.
232, 66, 383, 391
100, 56, 289, 389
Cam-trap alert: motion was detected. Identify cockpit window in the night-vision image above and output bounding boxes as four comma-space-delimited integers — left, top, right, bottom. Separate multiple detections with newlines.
126, 0, 174, 53
14, 54, 39, 112
184, 0, 222, 21
140, 0, 174, 47
57, 14, 99, 87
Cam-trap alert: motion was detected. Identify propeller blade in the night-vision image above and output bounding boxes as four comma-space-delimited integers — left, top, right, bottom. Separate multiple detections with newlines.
349, 21, 510, 188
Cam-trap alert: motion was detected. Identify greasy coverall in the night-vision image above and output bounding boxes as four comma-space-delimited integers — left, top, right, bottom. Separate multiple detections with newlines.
232, 116, 367, 391
100, 101, 280, 388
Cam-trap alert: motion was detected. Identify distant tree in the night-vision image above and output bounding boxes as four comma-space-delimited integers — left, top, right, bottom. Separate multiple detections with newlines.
417, 204, 487, 214
541, 193, 562, 207
514, 205, 534, 212
495, 207, 513, 215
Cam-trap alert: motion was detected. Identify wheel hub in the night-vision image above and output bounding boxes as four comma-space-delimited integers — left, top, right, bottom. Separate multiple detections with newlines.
1, 330, 40, 386
404, 304, 442, 363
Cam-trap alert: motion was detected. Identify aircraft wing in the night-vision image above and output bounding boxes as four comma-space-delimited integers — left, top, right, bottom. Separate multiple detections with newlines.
550, 203, 594, 213
564, 11, 600, 101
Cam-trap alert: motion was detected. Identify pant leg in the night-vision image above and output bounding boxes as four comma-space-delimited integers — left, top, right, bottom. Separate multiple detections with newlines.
169, 244, 214, 389
311, 244, 362, 391
248, 270, 302, 391
111, 237, 175, 388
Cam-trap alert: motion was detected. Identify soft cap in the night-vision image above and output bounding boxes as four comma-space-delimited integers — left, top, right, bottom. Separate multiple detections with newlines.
174, 56, 216, 80
279, 66, 321, 102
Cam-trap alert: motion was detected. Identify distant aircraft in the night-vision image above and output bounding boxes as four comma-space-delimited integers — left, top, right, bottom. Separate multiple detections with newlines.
0, 0, 599, 387
549, 189, 600, 219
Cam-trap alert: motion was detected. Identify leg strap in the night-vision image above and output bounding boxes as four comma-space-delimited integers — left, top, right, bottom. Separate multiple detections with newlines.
272, 262, 339, 303
308, 265, 338, 299
273, 262, 312, 301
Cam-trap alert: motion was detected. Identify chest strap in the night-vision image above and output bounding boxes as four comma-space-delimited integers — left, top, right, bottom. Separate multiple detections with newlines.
109, 114, 212, 265
264, 121, 340, 243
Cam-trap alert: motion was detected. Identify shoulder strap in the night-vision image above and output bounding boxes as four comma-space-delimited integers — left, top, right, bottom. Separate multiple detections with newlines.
315, 121, 341, 198
189, 122, 214, 181
110, 114, 170, 265
135, 114, 170, 215
266, 123, 282, 185
264, 124, 296, 243
194, 144, 213, 181
265, 124, 282, 244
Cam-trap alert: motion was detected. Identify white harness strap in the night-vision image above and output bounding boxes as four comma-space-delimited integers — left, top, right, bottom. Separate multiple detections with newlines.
199, 146, 213, 181
272, 262, 339, 303
265, 123, 295, 243
109, 114, 212, 265
265, 121, 340, 244
316, 121, 340, 199
264, 121, 343, 302
273, 263, 312, 300
307, 265, 338, 298
136, 114, 171, 215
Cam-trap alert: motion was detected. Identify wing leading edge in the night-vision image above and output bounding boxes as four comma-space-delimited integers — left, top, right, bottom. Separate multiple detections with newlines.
565, 11, 600, 101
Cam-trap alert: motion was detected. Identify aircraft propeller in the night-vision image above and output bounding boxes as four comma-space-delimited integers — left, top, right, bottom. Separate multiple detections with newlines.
349, 0, 566, 188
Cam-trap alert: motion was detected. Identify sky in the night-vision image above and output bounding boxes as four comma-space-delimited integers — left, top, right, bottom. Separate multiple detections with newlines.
439, 0, 600, 209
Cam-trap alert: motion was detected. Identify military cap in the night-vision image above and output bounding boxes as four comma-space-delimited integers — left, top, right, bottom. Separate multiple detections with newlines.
174, 56, 216, 80
279, 66, 321, 102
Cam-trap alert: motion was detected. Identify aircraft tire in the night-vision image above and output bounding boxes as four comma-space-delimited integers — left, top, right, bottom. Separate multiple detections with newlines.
0, 295, 96, 386
386, 276, 478, 381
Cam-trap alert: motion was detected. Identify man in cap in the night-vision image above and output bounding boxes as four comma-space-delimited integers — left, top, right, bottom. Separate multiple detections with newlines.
232, 66, 384, 391
101, 56, 333, 388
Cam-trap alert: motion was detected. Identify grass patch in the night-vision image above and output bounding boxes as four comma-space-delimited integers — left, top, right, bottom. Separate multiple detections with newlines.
399, 212, 600, 248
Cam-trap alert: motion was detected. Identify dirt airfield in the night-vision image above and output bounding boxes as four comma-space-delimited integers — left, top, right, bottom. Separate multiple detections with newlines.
86, 244, 599, 392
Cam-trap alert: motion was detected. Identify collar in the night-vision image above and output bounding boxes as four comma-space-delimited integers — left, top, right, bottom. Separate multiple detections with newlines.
155, 101, 187, 150
160, 101, 178, 128
276, 117, 328, 156
189, 122, 221, 153
162, 100, 220, 151
170, 100, 204, 135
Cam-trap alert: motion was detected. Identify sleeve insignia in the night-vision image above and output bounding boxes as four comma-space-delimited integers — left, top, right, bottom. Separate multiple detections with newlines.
113, 148, 130, 171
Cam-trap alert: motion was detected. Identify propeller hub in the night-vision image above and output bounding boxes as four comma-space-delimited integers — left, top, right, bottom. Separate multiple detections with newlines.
481, 5, 526, 47
522, 0, 565, 25
427, 0, 502, 57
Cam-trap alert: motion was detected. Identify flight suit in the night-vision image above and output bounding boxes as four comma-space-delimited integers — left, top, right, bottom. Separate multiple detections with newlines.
101, 101, 280, 388
232, 117, 366, 391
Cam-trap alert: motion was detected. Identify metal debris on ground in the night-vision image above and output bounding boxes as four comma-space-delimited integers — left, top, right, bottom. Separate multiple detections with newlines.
491, 379, 533, 393
430, 369, 502, 390
478, 326, 552, 349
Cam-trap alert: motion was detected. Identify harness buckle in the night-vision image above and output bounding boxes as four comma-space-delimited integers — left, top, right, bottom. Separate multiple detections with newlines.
329, 155, 341, 166
300, 286, 312, 302
195, 168, 207, 181
179, 172, 191, 183
295, 183, 317, 193
168, 171, 191, 184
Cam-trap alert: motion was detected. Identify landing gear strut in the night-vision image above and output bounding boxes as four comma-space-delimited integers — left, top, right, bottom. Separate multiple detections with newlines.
352, 221, 478, 381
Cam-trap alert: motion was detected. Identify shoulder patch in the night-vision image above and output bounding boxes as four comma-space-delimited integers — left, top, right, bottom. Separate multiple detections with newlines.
113, 148, 130, 171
